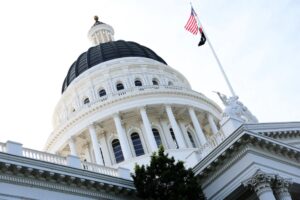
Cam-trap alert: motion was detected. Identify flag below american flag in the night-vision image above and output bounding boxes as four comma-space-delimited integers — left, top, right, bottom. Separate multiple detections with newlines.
184, 7, 206, 46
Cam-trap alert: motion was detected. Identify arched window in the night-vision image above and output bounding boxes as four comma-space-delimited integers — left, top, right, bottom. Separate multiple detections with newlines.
152, 128, 162, 147
152, 78, 159, 86
116, 82, 124, 91
134, 79, 142, 86
99, 89, 106, 97
168, 81, 173, 86
187, 131, 196, 148
112, 139, 124, 163
131, 132, 144, 156
169, 128, 178, 148
83, 98, 90, 104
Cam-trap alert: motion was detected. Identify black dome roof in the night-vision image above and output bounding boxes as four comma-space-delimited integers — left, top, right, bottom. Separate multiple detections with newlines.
62, 40, 167, 93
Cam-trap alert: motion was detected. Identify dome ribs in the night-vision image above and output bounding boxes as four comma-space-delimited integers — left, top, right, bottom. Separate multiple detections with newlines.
61, 40, 167, 93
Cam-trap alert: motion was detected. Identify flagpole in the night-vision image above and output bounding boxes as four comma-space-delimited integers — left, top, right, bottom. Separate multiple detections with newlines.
191, 3, 237, 97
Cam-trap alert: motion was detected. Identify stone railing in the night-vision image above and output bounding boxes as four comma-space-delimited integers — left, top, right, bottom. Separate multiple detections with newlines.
23, 148, 67, 166
0, 141, 131, 179
81, 161, 118, 177
0, 142, 6, 152
197, 131, 227, 158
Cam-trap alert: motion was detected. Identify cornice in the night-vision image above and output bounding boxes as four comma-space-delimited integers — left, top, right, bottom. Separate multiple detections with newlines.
244, 122, 300, 139
193, 125, 300, 181
0, 152, 135, 198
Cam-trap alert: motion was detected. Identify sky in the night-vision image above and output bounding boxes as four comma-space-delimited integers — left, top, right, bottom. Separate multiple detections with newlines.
0, 0, 299, 150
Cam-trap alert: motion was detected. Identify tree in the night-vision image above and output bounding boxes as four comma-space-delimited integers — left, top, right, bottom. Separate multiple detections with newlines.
132, 146, 205, 200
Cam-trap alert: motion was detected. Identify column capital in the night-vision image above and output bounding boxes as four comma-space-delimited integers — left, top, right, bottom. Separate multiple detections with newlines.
243, 170, 275, 196
164, 104, 172, 108
188, 106, 196, 111
139, 105, 147, 111
112, 112, 120, 118
274, 176, 292, 199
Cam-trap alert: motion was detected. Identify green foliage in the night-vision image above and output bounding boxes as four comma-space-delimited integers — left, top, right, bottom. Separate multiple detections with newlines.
132, 146, 205, 200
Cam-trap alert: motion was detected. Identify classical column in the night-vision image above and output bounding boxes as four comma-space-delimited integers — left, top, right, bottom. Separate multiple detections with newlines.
243, 170, 276, 200
274, 176, 292, 200
188, 107, 207, 145
99, 133, 112, 166
140, 107, 158, 151
88, 124, 104, 165
68, 137, 78, 156
208, 113, 219, 134
165, 105, 186, 148
113, 113, 132, 160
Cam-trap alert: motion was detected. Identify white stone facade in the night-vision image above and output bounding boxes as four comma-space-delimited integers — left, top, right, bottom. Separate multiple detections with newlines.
46, 56, 222, 171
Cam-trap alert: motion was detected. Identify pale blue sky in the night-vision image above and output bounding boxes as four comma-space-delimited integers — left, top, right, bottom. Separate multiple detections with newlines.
0, 0, 298, 150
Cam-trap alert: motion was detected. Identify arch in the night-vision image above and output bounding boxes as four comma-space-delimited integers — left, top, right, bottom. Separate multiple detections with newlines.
169, 128, 178, 148
152, 78, 159, 86
99, 89, 106, 97
152, 128, 162, 147
116, 82, 124, 91
111, 139, 124, 163
130, 132, 145, 156
83, 97, 90, 104
134, 78, 142, 87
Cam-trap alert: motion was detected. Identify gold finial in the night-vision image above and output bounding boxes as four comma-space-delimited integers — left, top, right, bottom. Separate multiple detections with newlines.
94, 15, 99, 22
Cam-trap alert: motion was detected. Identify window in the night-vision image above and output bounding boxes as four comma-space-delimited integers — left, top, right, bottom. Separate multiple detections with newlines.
152, 128, 162, 147
187, 131, 196, 148
99, 89, 106, 97
134, 79, 142, 86
131, 132, 145, 156
169, 128, 178, 148
83, 98, 90, 104
152, 78, 159, 86
112, 139, 124, 163
168, 81, 173, 86
116, 83, 124, 91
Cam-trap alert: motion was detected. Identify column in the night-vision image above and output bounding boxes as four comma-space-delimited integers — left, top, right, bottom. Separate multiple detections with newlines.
140, 107, 158, 151
243, 170, 276, 200
165, 105, 186, 148
99, 133, 112, 166
113, 113, 132, 160
88, 124, 104, 165
188, 108, 207, 145
68, 137, 78, 156
208, 113, 219, 134
274, 176, 292, 200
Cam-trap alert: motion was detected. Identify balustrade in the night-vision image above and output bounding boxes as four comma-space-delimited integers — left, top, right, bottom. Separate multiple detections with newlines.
22, 148, 67, 165
0, 142, 6, 152
81, 161, 118, 177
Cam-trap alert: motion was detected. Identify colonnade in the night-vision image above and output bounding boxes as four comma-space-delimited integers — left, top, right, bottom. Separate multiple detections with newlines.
67, 105, 219, 166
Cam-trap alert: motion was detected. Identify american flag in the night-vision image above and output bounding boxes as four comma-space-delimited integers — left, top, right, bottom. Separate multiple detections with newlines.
184, 7, 199, 35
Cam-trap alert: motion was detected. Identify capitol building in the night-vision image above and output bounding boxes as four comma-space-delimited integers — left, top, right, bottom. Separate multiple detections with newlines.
0, 17, 299, 200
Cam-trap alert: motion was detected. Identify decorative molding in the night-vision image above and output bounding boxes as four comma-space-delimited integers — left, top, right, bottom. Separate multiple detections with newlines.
46, 85, 222, 151
243, 170, 275, 196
